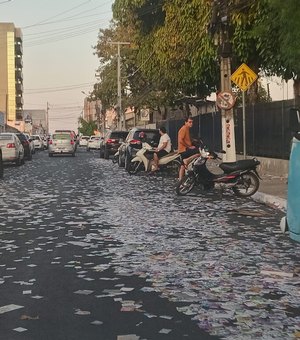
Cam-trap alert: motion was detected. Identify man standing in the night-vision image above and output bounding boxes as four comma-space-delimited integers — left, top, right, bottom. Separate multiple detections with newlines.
152, 127, 172, 171
177, 116, 200, 180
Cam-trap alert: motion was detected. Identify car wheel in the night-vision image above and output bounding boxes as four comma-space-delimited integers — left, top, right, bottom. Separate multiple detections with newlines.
49, 153, 53, 157
125, 153, 131, 171
118, 153, 125, 167
16, 154, 22, 166
72, 152, 75, 157
104, 147, 109, 159
99, 148, 104, 158
87, 148, 90, 152
0, 153, 3, 179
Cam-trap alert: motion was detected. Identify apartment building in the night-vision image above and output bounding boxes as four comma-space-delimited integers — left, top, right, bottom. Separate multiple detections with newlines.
0, 22, 23, 127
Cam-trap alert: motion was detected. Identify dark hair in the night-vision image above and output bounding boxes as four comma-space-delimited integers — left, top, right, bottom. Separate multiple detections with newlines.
185, 116, 193, 122
159, 126, 166, 133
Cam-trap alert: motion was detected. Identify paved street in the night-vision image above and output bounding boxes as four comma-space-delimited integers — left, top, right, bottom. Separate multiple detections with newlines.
0, 149, 299, 340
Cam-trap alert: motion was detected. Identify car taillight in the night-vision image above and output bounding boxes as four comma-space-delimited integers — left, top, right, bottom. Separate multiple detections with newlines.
49, 140, 53, 144
107, 138, 116, 144
7, 143, 15, 148
129, 139, 141, 145
71, 140, 74, 145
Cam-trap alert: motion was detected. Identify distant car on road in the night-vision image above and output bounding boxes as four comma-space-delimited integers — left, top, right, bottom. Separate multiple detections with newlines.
48, 133, 76, 157
87, 136, 102, 151
100, 130, 128, 159
0, 133, 25, 165
31, 135, 44, 150
79, 135, 89, 147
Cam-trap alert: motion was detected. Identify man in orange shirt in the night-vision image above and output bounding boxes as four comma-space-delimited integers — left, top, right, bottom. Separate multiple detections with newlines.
177, 116, 200, 180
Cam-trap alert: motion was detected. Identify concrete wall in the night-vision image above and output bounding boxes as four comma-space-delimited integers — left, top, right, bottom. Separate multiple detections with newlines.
237, 155, 289, 178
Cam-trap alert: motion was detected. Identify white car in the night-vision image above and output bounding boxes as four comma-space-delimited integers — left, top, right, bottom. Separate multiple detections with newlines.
48, 133, 76, 157
0, 133, 25, 165
87, 136, 102, 151
79, 135, 89, 147
31, 135, 44, 150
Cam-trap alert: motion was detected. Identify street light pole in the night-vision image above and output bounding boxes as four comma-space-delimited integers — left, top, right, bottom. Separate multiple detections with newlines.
109, 41, 130, 130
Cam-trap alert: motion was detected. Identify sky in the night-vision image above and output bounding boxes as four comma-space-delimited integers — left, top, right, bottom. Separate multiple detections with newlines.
0, 0, 294, 133
0, 0, 113, 133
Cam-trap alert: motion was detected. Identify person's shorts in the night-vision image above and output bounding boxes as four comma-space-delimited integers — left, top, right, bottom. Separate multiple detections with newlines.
156, 150, 168, 159
180, 148, 198, 163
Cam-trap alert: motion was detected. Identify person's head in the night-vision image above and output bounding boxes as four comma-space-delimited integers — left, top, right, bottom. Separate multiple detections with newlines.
185, 116, 193, 128
159, 126, 166, 135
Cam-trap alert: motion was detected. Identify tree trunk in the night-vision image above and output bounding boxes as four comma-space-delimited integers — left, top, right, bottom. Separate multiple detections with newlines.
293, 79, 300, 106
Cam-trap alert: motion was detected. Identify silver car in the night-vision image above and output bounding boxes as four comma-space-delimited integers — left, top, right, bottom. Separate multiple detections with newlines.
48, 133, 76, 157
0, 133, 25, 165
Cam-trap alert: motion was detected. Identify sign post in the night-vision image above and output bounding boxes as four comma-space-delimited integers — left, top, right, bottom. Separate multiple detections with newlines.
231, 63, 258, 159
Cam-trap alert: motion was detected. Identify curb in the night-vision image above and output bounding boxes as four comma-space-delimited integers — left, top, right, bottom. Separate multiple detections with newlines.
252, 192, 287, 212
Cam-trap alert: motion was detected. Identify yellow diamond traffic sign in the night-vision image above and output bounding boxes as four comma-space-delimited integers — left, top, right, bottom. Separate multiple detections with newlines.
231, 63, 258, 91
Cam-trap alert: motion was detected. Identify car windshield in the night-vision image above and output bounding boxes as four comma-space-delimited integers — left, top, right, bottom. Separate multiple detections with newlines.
111, 132, 128, 139
133, 130, 160, 144
53, 134, 71, 140
0, 134, 13, 140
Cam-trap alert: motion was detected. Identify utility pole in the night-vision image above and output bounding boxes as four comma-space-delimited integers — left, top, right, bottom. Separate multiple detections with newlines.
209, 0, 236, 162
46, 102, 49, 134
109, 41, 130, 130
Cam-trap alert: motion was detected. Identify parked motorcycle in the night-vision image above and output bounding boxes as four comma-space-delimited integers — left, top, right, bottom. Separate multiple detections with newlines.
175, 149, 261, 197
127, 141, 182, 175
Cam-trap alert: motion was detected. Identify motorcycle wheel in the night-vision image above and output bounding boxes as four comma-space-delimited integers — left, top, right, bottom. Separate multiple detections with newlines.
127, 161, 143, 175
168, 159, 182, 176
175, 174, 196, 196
232, 172, 259, 197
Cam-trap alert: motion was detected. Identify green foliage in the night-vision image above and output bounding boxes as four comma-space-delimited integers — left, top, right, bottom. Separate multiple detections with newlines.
92, 0, 300, 115
78, 118, 97, 136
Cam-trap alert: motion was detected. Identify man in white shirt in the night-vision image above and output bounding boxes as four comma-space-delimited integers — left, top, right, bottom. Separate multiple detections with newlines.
152, 127, 172, 171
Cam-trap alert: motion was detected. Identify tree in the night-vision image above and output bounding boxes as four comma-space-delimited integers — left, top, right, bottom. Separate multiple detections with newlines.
78, 118, 97, 136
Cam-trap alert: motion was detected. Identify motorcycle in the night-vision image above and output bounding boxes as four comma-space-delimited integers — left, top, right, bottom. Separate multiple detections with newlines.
175, 149, 261, 197
127, 141, 182, 175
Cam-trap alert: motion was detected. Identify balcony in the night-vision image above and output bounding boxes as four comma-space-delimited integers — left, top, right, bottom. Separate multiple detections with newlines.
15, 43, 23, 55
16, 96, 24, 107
15, 69, 23, 81
15, 56, 23, 68
16, 83, 23, 93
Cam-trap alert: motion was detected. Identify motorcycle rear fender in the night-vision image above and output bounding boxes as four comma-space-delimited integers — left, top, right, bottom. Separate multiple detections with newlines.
159, 153, 181, 165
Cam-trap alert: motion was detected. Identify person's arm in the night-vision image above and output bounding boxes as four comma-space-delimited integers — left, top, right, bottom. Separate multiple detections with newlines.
157, 141, 167, 152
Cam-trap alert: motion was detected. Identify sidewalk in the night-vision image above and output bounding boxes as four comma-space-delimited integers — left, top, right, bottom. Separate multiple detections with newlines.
253, 173, 287, 211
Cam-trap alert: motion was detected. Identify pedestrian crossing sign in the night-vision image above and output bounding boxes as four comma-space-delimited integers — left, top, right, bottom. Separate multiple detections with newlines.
231, 63, 258, 91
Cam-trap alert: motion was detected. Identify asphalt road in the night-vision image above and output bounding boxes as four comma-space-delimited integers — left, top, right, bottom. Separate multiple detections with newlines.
0, 148, 298, 340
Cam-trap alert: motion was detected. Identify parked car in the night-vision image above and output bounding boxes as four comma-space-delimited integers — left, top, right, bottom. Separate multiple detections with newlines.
87, 136, 102, 151
79, 135, 89, 147
118, 127, 160, 169
31, 135, 44, 150
0, 133, 25, 165
0, 147, 3, 179
23, 133, 35, 154
16, 132, 33, 160
100, 130, 128, 159
48, 133, 76, 157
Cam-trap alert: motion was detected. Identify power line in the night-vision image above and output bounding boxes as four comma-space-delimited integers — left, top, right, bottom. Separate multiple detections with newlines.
21, 1, 93, 29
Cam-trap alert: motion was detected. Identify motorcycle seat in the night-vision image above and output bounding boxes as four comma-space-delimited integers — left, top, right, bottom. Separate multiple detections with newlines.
220, 158, 260, 173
